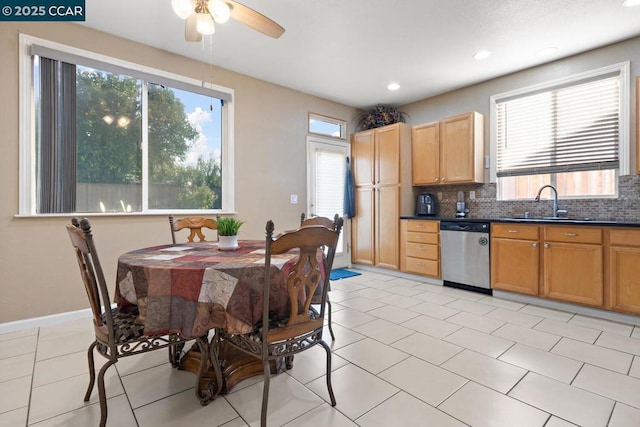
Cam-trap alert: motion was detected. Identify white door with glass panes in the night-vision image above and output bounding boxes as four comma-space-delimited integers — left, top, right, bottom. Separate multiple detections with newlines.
307, 136, 350, 268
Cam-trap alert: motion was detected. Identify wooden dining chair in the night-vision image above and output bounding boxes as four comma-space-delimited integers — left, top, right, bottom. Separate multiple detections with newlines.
300, 213, 341, 340
219, 219, 342, 427
66, 218, 196, 427
169, 215, 219, 243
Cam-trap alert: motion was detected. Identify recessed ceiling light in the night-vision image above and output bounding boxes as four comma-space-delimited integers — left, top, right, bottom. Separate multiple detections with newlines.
387, 82, 400, 91
473, 50, 491, 60
537, 47, 557, 57
623, 0, 640, 7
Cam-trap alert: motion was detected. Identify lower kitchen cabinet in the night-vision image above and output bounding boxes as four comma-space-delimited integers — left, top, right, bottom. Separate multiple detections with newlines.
400, 219, 440, 278
541, 226, 603, 307
609, 228, 640, 315
491, 224, 539, 296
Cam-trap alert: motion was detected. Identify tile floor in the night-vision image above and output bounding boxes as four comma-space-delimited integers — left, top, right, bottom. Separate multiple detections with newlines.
2, 270, 640, 426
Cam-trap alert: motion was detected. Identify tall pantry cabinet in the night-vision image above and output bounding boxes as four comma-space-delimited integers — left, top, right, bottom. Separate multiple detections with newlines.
351, 123, 413, 270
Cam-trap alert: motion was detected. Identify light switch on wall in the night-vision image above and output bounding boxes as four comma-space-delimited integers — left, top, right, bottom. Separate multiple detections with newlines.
289, 194, 298, 204
469, 191, 476, 200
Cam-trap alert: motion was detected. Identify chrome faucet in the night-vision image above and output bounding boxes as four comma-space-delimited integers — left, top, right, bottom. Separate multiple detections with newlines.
534, 185, 567, 218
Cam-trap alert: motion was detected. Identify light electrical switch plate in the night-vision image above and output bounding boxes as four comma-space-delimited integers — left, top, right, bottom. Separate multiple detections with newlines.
469, 191, 476, 200
485, 155, 490, 169
437, 192, 443, 200
289, 194, 298, 204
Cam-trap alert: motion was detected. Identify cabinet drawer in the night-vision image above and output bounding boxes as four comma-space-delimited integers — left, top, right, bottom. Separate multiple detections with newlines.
492, 224, 538, 240
407, 232, 439, 244
407, 220, 439, 233
609, 228, 640, 246
406, 242, 438, 260
544, 226, 602, 244
405, 257, 439, 277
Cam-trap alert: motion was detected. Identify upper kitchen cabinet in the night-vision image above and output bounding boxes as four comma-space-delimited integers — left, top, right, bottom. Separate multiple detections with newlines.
411, 122, 439, 185
351, 123, 413, 270
412, 112, 485, 185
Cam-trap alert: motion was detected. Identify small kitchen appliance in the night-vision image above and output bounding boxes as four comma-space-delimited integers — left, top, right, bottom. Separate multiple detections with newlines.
455, 191, 469, 218
415, 193, 436, 216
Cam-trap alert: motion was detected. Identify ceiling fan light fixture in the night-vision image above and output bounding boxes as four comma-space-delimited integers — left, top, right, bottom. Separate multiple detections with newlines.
172, 0, 195, 19
196, 12, 216, 34
209, 0, 231, 23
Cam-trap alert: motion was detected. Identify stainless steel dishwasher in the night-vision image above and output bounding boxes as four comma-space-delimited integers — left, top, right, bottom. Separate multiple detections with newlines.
440, 221, 491, 294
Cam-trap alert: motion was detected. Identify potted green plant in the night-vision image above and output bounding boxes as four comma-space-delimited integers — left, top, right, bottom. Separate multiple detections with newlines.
216, 216, 245, 250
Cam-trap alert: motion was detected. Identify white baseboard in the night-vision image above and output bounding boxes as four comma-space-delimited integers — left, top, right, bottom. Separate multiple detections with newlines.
0, 308, 93, 335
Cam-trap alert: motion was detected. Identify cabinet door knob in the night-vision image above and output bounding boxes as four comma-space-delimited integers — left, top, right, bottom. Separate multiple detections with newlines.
435, 177, 440, 182
416, 225, 425, 228
564, 233, 578, 237
508, 230, 519, 233
441, 177, 446, 182
544, 243, 550, 249
532, 243, 538, 248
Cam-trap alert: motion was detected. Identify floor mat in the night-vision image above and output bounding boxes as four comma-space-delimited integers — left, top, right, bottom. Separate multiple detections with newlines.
330, 268, 362, 280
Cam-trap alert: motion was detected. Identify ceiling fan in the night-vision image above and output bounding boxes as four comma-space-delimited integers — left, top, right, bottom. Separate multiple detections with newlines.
171, 0, 285, 41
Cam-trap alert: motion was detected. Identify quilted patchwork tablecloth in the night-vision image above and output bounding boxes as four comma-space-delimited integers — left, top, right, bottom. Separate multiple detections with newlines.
115, 241, 303, 338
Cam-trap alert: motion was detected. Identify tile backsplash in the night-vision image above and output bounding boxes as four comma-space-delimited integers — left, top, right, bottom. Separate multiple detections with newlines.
416, 175, 640, 222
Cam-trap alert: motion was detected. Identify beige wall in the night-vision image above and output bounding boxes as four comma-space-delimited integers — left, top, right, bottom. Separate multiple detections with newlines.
0, 23, 357, 323
401, 36, 640, 173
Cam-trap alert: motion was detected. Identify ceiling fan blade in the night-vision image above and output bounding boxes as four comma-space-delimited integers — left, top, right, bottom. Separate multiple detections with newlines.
185, 14, 203, 42
227, 1, 285, 39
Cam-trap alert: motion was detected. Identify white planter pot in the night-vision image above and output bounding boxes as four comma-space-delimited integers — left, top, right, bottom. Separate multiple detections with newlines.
218, 235, 238, 250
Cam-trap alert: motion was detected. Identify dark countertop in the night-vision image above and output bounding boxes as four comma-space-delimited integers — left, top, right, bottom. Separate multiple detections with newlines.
400, 215, 640, 227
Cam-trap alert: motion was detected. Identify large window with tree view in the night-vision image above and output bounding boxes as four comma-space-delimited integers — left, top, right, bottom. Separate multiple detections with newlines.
30, 42, 228, 215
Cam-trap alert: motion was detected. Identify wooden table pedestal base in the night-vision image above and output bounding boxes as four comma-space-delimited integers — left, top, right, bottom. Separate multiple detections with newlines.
178, 339, 284, 405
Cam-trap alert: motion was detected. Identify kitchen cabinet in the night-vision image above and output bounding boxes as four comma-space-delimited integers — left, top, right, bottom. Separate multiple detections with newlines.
351, 123, 413, 270
608, 228, 640, 315
400, 219, 440, 277
491, 224, 539, 296
411, 112, 484, 185
541, 226, 603, 307
411, 122, 439, 185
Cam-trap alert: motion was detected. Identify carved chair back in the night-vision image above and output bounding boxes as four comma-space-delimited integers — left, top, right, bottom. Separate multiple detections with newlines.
169, 215, 219, 243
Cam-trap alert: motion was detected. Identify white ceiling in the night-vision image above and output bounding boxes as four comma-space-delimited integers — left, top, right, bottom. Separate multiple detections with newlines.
80, 0, 640, 110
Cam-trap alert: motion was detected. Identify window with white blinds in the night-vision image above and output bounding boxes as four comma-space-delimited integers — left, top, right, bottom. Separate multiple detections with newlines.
314, 149, 345, 218
496, 74, 621, 177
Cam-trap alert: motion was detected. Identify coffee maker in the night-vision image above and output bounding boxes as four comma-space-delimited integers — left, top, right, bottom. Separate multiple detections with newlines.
455, 191, 469, 218
416, 193, 436, 216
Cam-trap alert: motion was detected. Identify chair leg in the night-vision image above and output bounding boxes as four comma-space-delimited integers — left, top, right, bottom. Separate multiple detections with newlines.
169, 340, 185, 368
96, 358, 117, 427
319, 340, 336, 406
261, 361, 271, 427
326, 300, 335, 341
84, 341, 98, 402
